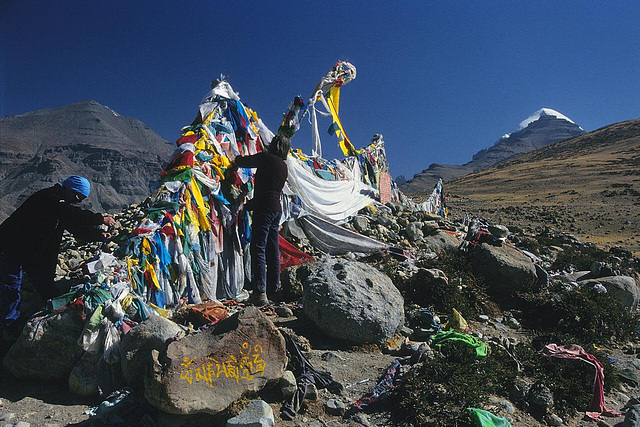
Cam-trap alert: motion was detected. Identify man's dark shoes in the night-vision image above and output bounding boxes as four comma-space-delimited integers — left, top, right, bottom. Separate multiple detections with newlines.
249, 291, 269, 307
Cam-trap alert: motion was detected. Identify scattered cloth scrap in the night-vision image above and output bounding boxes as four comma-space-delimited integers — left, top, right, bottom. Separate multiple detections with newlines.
296, 214, 388, 255
352, 359, 400, 411
184, 301, 228, 327
430, 330, 487, 357
279, 235, 315, 272
443, 308, 470, 333
466, 408, 511, 427
281, 335, 343, 420
541, 343, 621, 421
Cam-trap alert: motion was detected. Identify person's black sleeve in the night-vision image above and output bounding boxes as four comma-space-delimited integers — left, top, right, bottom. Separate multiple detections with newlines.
54, 201, 105, 242
234, 153, 264, 169
67, 224, 106, 243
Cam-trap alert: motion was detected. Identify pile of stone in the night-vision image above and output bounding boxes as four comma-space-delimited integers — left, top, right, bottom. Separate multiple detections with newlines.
345, 202, 461, 255
55, 202, 148, 282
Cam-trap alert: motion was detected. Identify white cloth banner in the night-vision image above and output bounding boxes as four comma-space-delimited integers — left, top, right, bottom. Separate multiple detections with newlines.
284, 156, 378, 222
297, 215, 388, 255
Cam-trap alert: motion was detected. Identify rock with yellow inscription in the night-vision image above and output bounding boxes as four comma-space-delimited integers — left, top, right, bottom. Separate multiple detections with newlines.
120, 315, 185, 389
144, 307, 286, 415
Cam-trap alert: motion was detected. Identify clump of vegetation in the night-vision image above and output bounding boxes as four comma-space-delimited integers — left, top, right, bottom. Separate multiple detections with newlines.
392, 339, 619, 425
551, 244, 609, 272
386, 249, 496, 318
517, 285, 639, 344
391, 341, 517, 426
512, 342, 607, 418
535, 235, 609, 272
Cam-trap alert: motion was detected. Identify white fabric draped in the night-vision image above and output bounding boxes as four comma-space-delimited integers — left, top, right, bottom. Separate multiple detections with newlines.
284, 156, 378, 222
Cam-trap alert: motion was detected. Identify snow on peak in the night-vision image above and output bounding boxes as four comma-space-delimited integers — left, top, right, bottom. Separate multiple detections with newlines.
104, 105, 120, 117
501, 133, 511, 139
518, 108, 576, 129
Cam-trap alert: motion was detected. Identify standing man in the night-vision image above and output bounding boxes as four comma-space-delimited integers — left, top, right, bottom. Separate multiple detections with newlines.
233, 135, 290, 306
0, 175, 115, 339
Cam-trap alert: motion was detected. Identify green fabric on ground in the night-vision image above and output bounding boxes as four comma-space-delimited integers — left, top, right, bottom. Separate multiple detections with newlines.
430, 330, 488, 357
47, 291, 78, 312
466, 408, 511, 427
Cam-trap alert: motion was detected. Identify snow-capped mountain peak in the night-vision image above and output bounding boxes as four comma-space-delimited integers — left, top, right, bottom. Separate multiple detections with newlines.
518, 108, 578, 130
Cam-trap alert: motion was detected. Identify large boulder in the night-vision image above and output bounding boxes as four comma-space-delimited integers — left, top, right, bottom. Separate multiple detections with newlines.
423, 230, 461, 254
405, 222, 424, 242
226, 399, 275, 427
120, 315, 185, 388
279, 263, 316, 302
69, 352, 102, 397
2, 310, 85, 379
578, 276, 640, 312
471, 243, 538, 294
145, 307, 286, 415
302, 257, 404, 344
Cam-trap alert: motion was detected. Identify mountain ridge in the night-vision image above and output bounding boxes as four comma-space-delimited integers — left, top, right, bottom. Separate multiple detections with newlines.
446, 117, 640, 254
0, 100, 175, 220
400, 109, 585, 194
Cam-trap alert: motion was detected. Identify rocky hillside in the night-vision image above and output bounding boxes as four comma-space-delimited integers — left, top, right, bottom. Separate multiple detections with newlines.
2, 194, 640, 426
0, 100, 175, 220
446, 117, 640, 254
401, 109, 585, 194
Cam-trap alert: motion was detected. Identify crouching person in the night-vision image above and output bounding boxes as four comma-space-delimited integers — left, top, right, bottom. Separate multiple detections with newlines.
0, 175, 114, 340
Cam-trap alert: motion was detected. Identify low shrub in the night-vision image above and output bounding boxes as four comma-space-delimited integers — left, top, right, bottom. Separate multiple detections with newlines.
391, 342, 517, 426
394, 250, 495, 317
517, 285, 639, 344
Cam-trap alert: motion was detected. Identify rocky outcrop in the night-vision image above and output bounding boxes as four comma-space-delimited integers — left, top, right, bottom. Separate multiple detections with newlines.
423, 230, 461, 254
471, 243, 539, 294
401, 112, 584, 195
3, 310, 85, 380
279, 263, 316, 302
226, 400, 275, 427
120, 315, 185, 388
0, 100, 174, 220
578, 276, 640, 312
302, 257, 404, 344
144, 307, 286, 415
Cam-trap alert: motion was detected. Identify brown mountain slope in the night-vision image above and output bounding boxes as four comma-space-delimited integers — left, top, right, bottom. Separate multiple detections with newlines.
443, 118, 640, 254
0, 100, 175, 220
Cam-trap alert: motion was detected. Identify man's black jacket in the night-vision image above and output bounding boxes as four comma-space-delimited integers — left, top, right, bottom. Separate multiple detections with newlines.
0, 184, 104, 297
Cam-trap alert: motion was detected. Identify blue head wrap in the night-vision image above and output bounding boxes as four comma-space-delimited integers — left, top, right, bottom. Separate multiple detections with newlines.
61, 175, 91, 198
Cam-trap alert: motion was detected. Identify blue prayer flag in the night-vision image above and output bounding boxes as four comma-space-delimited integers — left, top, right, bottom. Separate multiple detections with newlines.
327, 122, 340, 136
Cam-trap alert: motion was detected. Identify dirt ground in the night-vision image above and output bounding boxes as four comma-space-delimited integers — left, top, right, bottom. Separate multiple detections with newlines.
0, 312, 398, 427
2, 310, 638, 426
442, 125, 640, 255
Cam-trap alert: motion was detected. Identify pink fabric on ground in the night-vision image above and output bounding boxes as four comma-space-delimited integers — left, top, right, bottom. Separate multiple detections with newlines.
541, 343, 621, 421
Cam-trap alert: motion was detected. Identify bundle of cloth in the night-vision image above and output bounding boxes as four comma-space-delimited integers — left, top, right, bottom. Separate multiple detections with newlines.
116, 79, 275, 307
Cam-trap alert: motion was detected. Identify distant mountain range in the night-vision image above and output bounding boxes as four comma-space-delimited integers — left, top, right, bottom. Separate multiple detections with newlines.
446, 117, 640, 254
0, 100, 175, 220
400, 108, 585, 194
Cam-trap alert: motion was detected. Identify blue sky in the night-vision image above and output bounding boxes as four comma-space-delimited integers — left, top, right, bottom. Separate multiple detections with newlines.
1, 1, 639, 180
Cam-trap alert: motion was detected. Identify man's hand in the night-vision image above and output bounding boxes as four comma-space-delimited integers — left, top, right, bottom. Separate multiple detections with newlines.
102, 232, 112, 240
103, 216, 115, 227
